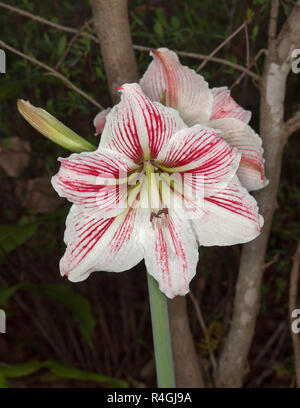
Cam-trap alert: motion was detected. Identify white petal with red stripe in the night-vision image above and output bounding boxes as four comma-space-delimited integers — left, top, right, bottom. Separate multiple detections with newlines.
93, 107, 111, 135
210, 87, 251, 123
209, 117, 268, 191
52, 149, 138, 218
100, 83, 185, 162
191, 176, 263, 246
156, 125, 240, 197
140, 48, 213, 126
140, 208, 198, 298
60, 205, 144, 282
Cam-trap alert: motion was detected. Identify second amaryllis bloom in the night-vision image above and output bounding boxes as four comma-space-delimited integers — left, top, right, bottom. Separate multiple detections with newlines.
139, 48, 268, 192
51, 83, 263, 298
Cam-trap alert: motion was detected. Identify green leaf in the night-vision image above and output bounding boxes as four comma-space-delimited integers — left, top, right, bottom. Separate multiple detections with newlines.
0, 284, 25, 307
0, 75, 61, 102
57, 35, 67, 59
40, 283, 96, 346
154, 21, 164, 37
171, 16, 181, 30
155, 9, 168, 28
0, 222, 39, 257
0, 361, 42, 378
0, 360, 128, 388
247, 8, 254, 20
95, 66, 105, 80
44, 360, 128, 387
184, 3, 193, 27
0, 80, 26, 102
0, 374, 9, 388
0, 282, 95, 345
252, 24, 259, 39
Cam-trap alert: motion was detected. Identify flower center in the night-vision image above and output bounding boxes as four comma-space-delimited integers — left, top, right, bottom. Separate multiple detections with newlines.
142, 161, 170, 227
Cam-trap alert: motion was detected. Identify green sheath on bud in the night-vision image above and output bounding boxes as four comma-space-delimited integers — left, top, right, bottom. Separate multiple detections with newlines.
17, 99, 96, 153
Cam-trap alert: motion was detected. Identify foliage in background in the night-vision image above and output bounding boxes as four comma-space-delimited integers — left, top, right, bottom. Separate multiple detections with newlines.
0, 0, 299, 387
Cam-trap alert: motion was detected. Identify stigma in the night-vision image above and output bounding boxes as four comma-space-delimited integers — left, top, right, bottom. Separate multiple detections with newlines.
150, 208, 169, 229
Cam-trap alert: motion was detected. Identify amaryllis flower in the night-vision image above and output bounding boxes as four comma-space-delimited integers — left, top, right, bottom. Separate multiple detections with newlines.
50, 83, 262, 298
138, 48, 268, 192
94, 107, 111, 135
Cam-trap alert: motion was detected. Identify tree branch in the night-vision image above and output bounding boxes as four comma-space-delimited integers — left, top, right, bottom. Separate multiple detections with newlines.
55, 19, 93, 70
283, 111, 300, 140
189, 291, 217, 382
0, 39, 104, 110
231, 49, 266, 89
167, 297, 204, 387
289, 243, 300, 388
216, 0, 300, 387
0, 3, 259, 82
196, 18, 251, 72
268, 0, 279, 49
90, 0, 138, 104
0, 1, 98, 42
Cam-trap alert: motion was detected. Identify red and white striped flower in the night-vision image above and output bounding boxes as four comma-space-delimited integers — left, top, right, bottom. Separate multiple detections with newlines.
52, 83, 263, 298
138, 48, 268, 192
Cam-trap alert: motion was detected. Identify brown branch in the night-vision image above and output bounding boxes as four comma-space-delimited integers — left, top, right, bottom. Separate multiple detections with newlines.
231, 49, 266, 89
216, 0, 300, 387
289, 243, 300, 388
0, 39, 104, 110
283, 111, 300, 140
263, 253, 280, 271
0, 2, 259, 82
90, 0, 139, 104
189, 291, 217, 381
167, 296, 204, 387
252, 321, 286, 368
244, 24, 250, 68
0, 1, 98, 42
268, 0, 280, 51
249, 329, 288, 387
196, 19, 251, 72
55, 19, 94, 70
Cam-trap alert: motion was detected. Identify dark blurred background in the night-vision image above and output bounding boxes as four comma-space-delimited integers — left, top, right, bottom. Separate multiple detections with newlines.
0, 0, 299, 387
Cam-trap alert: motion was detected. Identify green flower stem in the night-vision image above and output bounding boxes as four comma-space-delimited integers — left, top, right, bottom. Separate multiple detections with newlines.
147, 273, 176, 388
